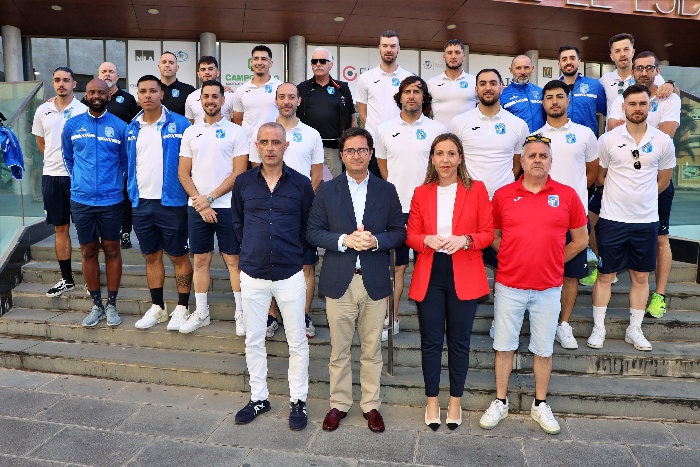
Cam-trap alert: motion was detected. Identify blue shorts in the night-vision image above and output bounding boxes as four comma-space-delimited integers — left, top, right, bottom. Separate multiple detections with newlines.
564, 225, 589, 279
588, 189, 602, 216
492, 282, 562, 358
187, 206, 240, 255
596, 218, 658, 274
70, 201, 123, 244
395, 213, 411, 266
42, 175, 72, 226
658, 181, 674, 236
303, 246, 319, 265
133, 199, 189, 257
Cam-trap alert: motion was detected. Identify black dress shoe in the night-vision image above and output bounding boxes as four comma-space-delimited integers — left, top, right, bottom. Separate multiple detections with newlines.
363, 409, 385, 432
322, 408, 347, 431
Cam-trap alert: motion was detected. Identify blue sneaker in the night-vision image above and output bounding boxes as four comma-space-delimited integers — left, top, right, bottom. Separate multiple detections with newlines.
82, 305, 105, 327
235, 399, 271, 425
289, 400, 308, 431
105, 304, 122, 327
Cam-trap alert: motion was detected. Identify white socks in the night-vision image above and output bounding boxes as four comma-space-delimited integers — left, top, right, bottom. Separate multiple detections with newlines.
592, 306, 607, 327
234, 291, 242, 314
629, 308, 645, 327
195, 292, 209, 317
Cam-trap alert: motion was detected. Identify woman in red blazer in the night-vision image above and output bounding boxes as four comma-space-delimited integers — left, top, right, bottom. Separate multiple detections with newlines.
406, 133, 493, 431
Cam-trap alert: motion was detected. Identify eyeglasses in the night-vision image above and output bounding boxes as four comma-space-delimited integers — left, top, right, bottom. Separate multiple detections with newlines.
632, 65, 657, 73
342, 148, 371, 156
632, 149, 641, 170
523, 134, 551, 148
311, 59, 330, 65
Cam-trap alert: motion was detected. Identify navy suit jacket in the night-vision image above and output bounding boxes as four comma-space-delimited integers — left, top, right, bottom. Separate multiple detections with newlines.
307, 172, 406, 301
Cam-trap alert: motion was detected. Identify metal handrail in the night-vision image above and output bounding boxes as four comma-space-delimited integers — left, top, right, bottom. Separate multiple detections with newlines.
387, 249, 395, 376
4, 80, 44, 129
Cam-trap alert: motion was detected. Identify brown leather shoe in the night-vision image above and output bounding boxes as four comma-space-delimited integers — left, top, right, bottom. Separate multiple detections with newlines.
363, 409, 385, 432
322, 408, 347, 431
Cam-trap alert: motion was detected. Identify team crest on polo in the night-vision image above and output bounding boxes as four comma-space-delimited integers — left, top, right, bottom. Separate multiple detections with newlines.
495, 123, 506, 135
64, 110, 72, 119
416, 129, 426, 140
566, 133, 576, 144
641, 142, 653, 153
650, 101, 659, 112
167, 123, 176, 133
580, 83, 589, 94
392, 78, 400, 86
327, 87, 335, 95
459, 81, 468, 88
264, 85, 272, 93
105, 126, 114, 138
116, 96, 124, 104
293, 132, 302, 142
216, 129, 225, 139
172, 89, 180, 98
156, 122, 164, 132
548, 195, 560, 207
629, 78, 636, 85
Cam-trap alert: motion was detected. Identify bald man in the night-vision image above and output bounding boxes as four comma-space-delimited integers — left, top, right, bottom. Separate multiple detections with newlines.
500, 55, 545, 132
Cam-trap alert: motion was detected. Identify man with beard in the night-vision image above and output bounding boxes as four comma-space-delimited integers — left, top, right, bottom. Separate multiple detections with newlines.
586, 84, 675, 352
185, 56, 235, 124
178, 80, 249, 334
427, 39, 476, 128
159, 51, 196, 117
557, 46, 607, 135
232, 45, 283, 141
61, 79, 127, 327
355, 30, 413, 178
501, 55, 545, 132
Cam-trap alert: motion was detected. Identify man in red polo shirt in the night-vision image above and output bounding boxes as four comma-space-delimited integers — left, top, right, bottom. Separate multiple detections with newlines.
479, 134, 588, 435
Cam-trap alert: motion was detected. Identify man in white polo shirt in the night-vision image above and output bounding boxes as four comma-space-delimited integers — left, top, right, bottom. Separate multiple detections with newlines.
587, 84, 676, 352
427, 39, 476, 128
185, 56, 235, 124
535, 80, 599, 350
32, 66, 88, 297
178, 80, 249, 334
249, 82, 323, 339
376, 75, 446, 340
232, 45, 283, 140
355, 30, 413, 178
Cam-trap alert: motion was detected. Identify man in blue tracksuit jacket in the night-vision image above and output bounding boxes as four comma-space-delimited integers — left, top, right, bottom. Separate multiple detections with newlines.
500, 54, 545, 133
124, 74, 194, 332
62, 78, 127, 328
558, 45, 607, 135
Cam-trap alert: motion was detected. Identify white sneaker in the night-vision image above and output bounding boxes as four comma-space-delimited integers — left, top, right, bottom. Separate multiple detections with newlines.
179, 308, 210, 334
235, 309, 245, 337
625, 325, 652, 351
167, 305, 190, 331
586, 325, 606, 349
135, 304, 168, 329
530, 400, 560, 434
479, 398, 509, 430
555, 322, 578, 349
489, 320, 495, 339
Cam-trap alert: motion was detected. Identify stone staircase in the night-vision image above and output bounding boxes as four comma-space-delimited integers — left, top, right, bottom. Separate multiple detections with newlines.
1, 233, 700, 421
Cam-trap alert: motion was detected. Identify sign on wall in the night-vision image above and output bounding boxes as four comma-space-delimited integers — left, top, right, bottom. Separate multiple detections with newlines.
220, 42, 285, 91
419, 50, 446, 81
163, 41, 197, 87
127, 40, 161, 97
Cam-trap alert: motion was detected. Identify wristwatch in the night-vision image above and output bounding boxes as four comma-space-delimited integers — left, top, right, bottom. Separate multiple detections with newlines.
665, 80, 675, 86
463, 235, 472, 250
206, 194, 215, 204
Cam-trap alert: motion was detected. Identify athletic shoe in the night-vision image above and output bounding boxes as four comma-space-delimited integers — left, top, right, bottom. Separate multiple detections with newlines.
105, 304, 122, 327
555, 322, 578, 349
579, 267, 598, 286
179, 308, 210, 333
479, 398, 509, 430
489, 320, 495, 339
586, 325, 606, 349
235, 309, 245, 337
135, 304, 168, 329
305, 314, 315, 338
266, 315, 279, 339
625, 325, 652, 351
121, 232, 132, 249
167, 305, 190, 331
646, 292, 666, 318
530, 400, 560, 434
235, 399, 271, 425
289, 400, 308, 431
586, 247, 597, 263
46, 279, 75, 297
381, 317, 399, 342
82, 305, 105, 327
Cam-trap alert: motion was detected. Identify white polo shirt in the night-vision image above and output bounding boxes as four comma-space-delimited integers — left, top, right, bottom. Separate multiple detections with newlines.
608, 92, 681, 129
31, 97, 88, 176
185, 88, 235, 123
449, 107, 529, 199
248, 120, 323, 179
375, 114, 447, 212
598, 124, 676, 224
535, 120, 598, 210
231, 77, 283, 140
427, 71, 477, 128
355, 65, 413, 139
599, 70, 665, 117
135, 109, 166, 199
179, 119, 249, 208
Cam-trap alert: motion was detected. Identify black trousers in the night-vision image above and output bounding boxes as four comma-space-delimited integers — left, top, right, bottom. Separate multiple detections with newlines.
416, 252, 478, 398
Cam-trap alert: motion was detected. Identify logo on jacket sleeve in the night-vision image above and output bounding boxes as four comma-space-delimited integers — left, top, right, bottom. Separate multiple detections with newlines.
327, 87, 335, 95
105, 126, 115, 138
459, 81, 468, 88
172, 89, 180, 98
116, 96, 124, 104
650, 101, 659, 112
548, 195, 560, 207
495, 123, 506, 135
168, 122, 177, 133
215, 129, 226, 139
416, 129, 426, 140
580, 83, 589, 94
292, 131, 302, 142
391, 78, 400, 86
566, 133, 576, 144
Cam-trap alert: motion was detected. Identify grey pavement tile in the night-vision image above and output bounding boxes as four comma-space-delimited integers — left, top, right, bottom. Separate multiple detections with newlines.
469, 413, 571, 440
414, 431, 525, 467
309, 425, 417, 464
208, 414, 319, 451
523, 439, 636, 467
0, 418, 63, 456
110, 381, 202, 407
35, 397, 138, 430
358, 462, 420, 467
0, 369, 57, 390
0, 388, 63, 418
567, 418, 678, 446
630, 445, 700, 467
38, 374, 130, 398
666, 422, 700, 449
0, 455, 67, 466
127, 438, 250, 467
240, 449, 357, 467
188, 389, 248, 413
28, 426, 151, 467
118, 405, 226, 441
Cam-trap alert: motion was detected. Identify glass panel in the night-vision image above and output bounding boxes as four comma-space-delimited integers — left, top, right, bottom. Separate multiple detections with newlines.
105, 40, 128, 90
68, 39, 105, 99
30, 38, 67, 97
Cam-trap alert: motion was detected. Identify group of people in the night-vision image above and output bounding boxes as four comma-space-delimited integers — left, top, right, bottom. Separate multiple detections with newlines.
31, 29, 678, 435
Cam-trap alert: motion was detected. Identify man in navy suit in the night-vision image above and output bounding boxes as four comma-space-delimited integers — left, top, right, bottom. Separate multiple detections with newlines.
307, 127, 406, 433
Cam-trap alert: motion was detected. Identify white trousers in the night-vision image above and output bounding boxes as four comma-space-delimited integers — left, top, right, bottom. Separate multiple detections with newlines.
241, 270, 309, 402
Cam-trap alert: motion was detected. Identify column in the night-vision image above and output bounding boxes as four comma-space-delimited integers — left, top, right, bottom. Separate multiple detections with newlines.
2, 24, 23, 82
199, 32, 217, 61
463, 44, 470, 74
525, 50, 539, 86
288, 35, 305, 86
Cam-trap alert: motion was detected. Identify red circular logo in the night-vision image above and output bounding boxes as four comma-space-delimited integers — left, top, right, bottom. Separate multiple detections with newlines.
343, 66, 357, 81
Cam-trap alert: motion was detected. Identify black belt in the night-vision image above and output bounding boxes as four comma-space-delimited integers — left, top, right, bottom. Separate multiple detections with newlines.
354, 268, 362, 275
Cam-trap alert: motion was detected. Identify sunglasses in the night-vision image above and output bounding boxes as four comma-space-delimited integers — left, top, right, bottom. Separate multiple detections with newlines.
311, 59, 330, 65
523, 134, 551, 148
632, 149, 641, 170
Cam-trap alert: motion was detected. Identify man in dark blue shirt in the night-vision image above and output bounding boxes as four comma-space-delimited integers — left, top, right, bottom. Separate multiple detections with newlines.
231, 121, 314, 432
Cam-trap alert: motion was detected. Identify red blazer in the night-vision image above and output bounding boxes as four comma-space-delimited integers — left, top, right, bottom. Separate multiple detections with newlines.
407, 180, 494, 302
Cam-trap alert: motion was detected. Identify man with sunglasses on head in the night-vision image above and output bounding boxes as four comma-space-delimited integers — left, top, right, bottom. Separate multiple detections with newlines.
587, 84, 675, 352
297, 47, 356, 178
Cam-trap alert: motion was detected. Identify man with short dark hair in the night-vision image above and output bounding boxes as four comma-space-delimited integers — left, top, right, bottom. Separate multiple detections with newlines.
159, 51, 196, 116
501, 55, 545, 132
185, 56, 235, 124
427, 39, 476, 128
557, 45, 606, 135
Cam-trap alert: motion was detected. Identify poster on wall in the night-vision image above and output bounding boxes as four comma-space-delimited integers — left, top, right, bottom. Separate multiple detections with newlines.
163, 41, 198, 88
419, 51, 446, 81
127, 40, 161, 97
305, 45, 339, 82
220, 42, 285, 92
